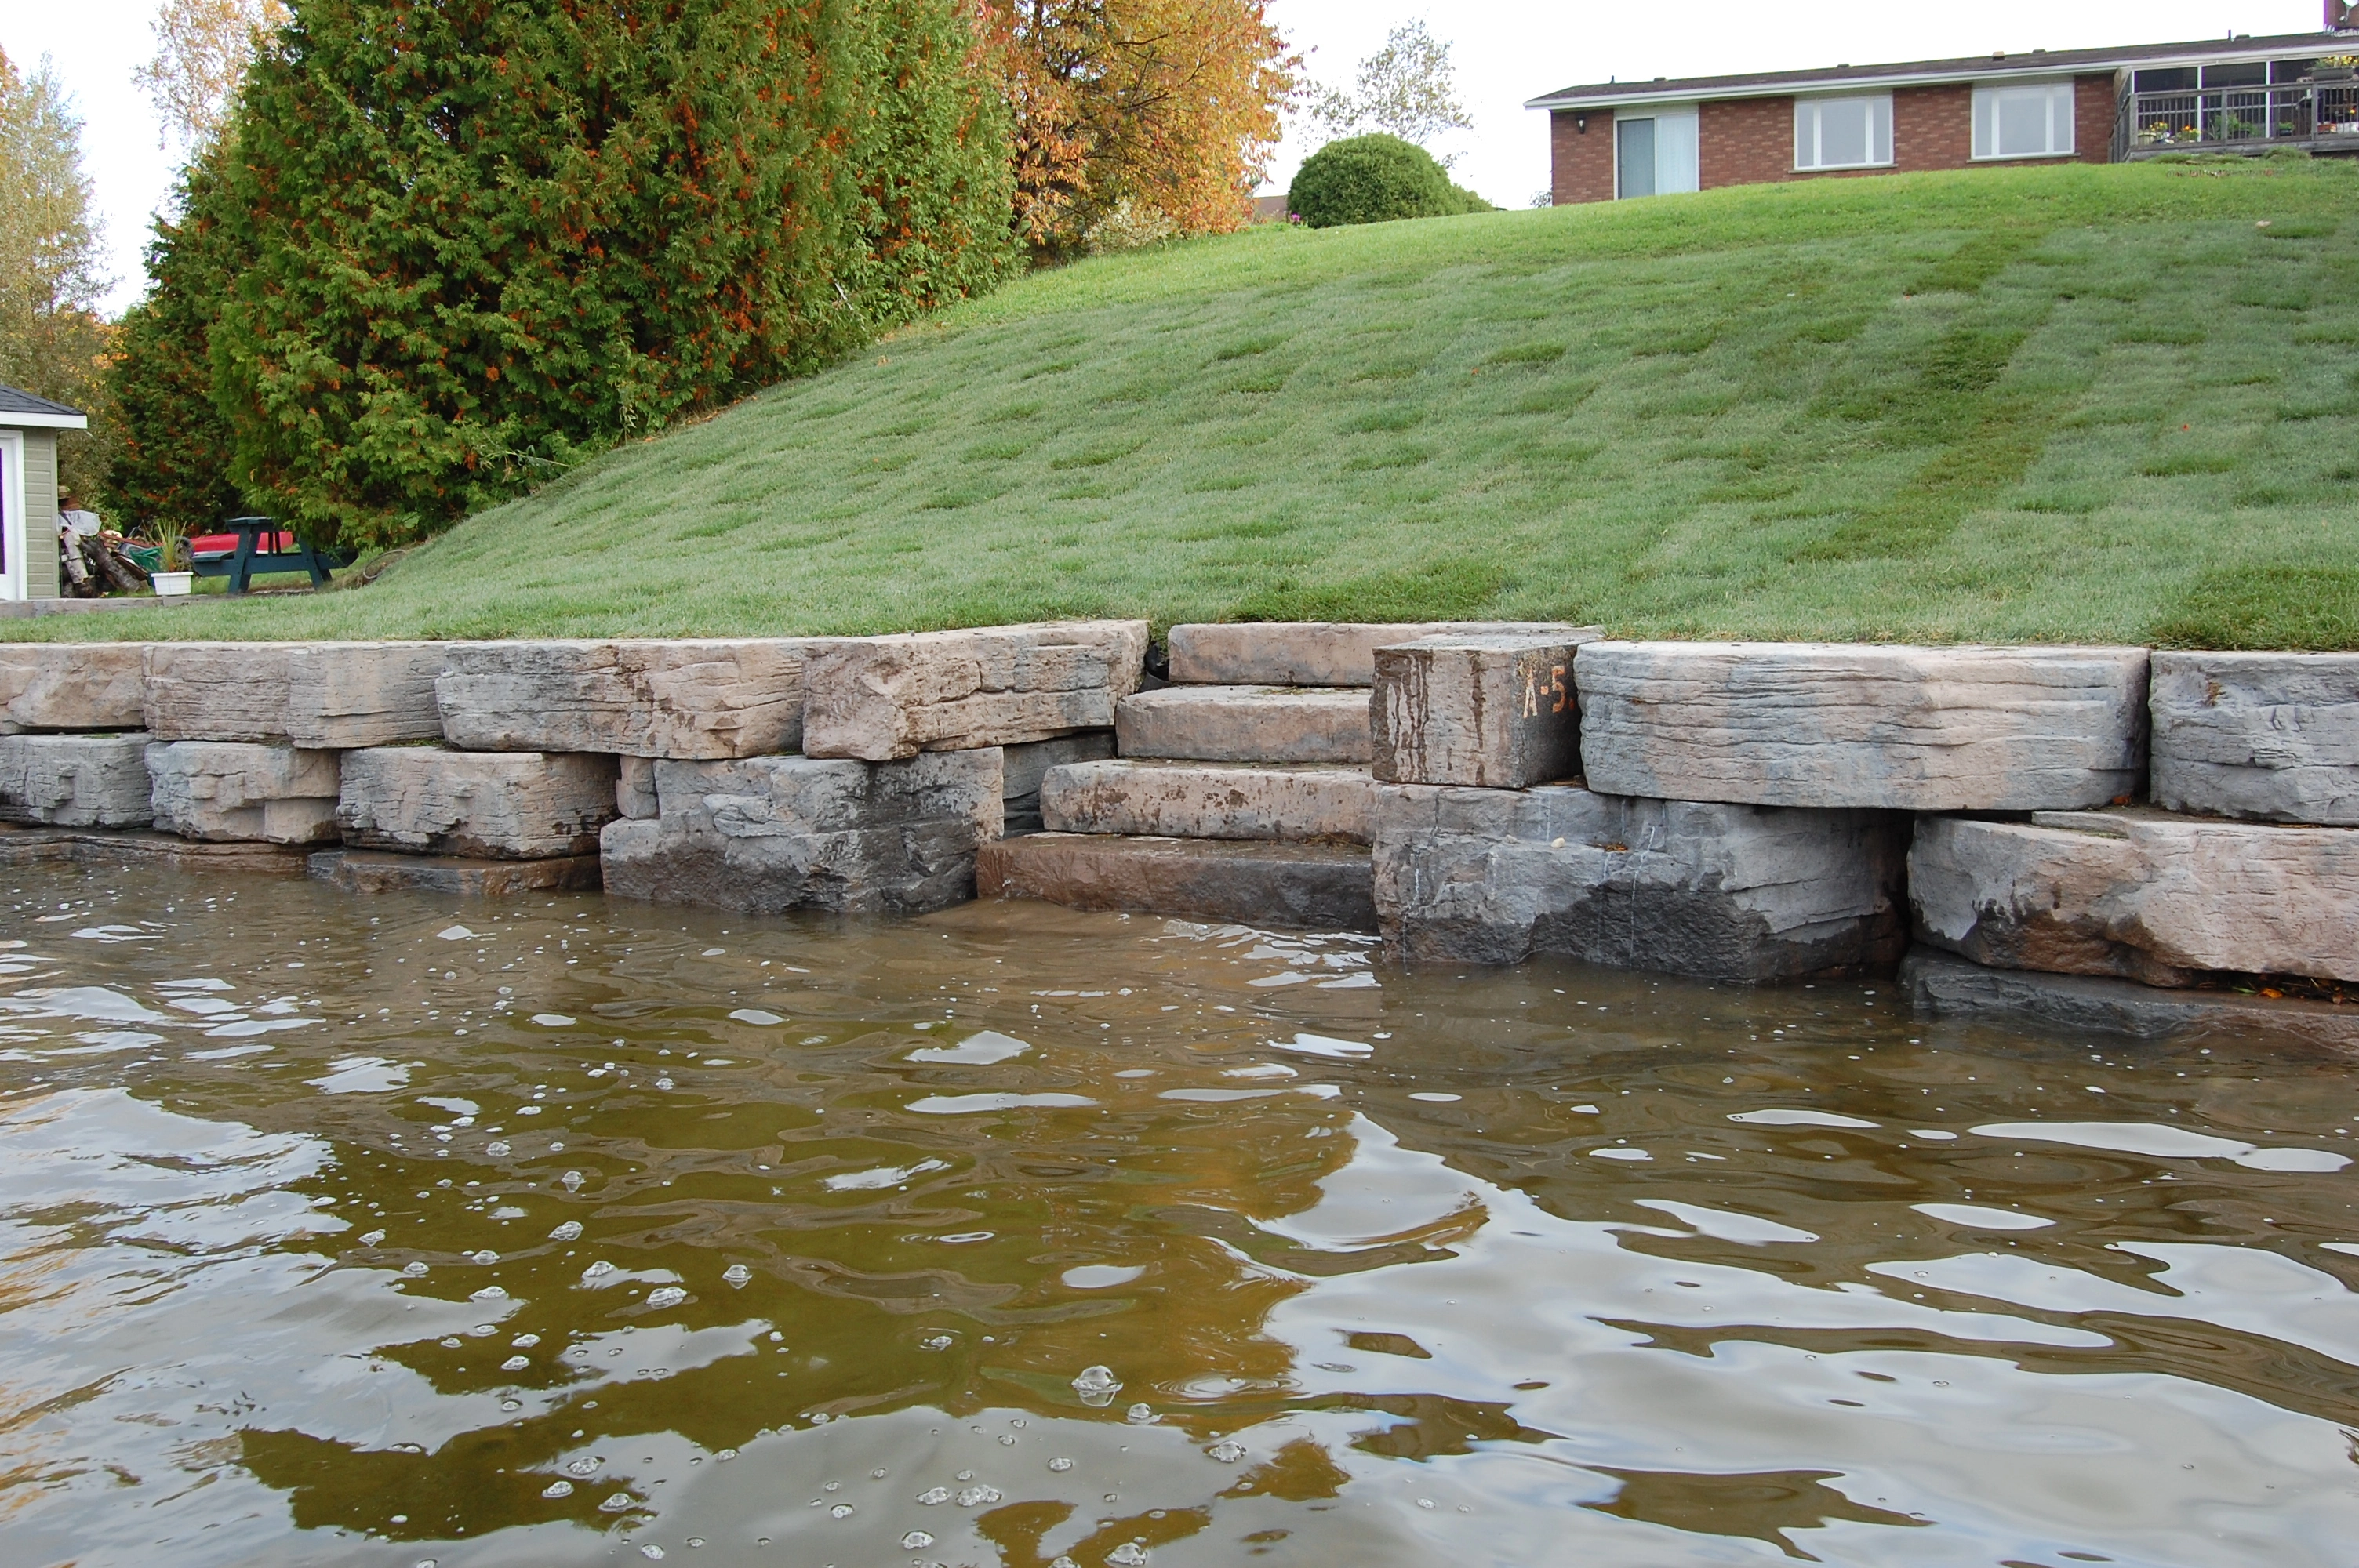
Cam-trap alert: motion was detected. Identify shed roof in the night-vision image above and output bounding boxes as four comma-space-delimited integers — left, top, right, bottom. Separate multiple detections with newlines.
0, 384, 89, 430
1527, 31, 2353, 112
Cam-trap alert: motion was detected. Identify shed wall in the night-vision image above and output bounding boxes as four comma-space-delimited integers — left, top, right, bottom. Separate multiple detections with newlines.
24, 430, 58, 601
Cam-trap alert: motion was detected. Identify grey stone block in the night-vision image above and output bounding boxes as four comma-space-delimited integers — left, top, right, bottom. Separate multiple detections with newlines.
1041, 759, 1378, 844
286, 642, 456, 748
436, 639, 809, 758
0, 643, 147, 732
979, 833, 1376, 931
1168, 622, 1587, 688
801, 621, 1148, 761
1576, 641, 2149, 811
0, 826, 308, 876
2150, 651, 2359, 825
600, 749, 1003, 915
616, 756, 660, 820
1116, 685, 1372, 764
1372, 629, 1604, 787
1002, 732, 1115, 834
1372, 783, 1909, 978
147, 741, 343, 844
1900, 948, 2359, 1051
1910, 808, 2359, 987
144, 643, 300, 742
309, 848, 603, 898
337, 747, 618, 858
0, 732, 154, 826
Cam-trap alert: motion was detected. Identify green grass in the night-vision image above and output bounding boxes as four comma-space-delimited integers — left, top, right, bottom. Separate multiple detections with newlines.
25, 156, 2359, 648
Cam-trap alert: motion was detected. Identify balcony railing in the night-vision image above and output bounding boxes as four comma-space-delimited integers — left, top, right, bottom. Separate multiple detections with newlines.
2117, 80, 2359, 157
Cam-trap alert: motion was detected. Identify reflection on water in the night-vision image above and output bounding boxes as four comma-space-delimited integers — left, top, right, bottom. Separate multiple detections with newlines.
2, 869, 2356, 1566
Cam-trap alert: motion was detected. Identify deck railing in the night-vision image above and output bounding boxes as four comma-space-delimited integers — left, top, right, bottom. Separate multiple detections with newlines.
2117, 81, 2359, 156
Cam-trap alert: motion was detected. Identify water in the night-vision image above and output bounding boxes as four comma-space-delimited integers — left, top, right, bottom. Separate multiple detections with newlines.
4, 867, 2357, 1567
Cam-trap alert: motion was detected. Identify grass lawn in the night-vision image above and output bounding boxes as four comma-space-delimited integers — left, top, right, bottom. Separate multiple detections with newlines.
24, 155, 2359, 647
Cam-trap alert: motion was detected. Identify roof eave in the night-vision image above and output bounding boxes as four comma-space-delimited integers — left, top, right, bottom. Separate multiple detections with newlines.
0, 411, 89, 430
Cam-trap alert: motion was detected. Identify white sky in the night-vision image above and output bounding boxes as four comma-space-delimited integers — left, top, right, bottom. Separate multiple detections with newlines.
2, 0, 2329, 314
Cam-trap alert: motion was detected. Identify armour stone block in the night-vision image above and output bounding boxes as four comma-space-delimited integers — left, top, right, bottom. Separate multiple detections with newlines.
980, 833, 1377, 931
1116, 686, 1372, 764
1372, 629, 1604, 787
436, 639, 808, 758
286, 643, 458, 748
801, 621, 1147, 761
1041, 759, 1377, 844
1002, 732, 1115, 834
0, 733, 154, 826
1576, 642, 2148, 811
1169, 622, 1588, 688
0, 643, 147, 732
144, 644, 300, 742
2150, 651, 2359, 825
147, 741, 342, 843
338, 748, 618, 858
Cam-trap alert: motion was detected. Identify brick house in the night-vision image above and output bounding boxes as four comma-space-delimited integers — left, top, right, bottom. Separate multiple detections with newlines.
1528, 25, 2359, 205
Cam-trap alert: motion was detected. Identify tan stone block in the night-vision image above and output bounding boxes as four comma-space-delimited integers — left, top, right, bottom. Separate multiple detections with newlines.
1041, 759, 1376, 844
979, 833, 1376, 930
801, 621, 1147, 761
286, 643, 456, 748
1168, 622, 1587, 687
436, 639, 808, 758
0, 732, 154, 826
338, 747, 618, 858
2150, 651, 2359, 825
147, 741, 342, 843
1371, 629, 1603, 787
0, 643, 147, 731
1116, 685, 1371, 764
144, 643, 300, 742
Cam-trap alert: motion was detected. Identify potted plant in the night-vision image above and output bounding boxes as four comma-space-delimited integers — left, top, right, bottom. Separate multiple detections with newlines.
151, 521, 194, 596
2315, 54, 2357, 82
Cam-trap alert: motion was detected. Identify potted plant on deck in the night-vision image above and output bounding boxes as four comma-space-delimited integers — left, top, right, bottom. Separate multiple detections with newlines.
150, 521, 194, 595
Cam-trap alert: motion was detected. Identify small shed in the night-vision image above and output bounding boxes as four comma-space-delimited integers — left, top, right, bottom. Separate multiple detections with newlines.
1, 385, 89, 602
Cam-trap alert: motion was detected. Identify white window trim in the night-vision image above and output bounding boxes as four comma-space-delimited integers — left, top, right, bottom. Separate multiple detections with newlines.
1970, 78, 2077, 162
1793, 93, 1895, 173
0, 431, 25, 601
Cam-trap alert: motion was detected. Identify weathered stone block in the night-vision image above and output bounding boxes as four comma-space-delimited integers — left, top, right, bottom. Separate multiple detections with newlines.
1900, 949, 2359, 1051
0, 825, 308, 876
1116, 685, 1372, 764
144, 643, 300, 742
801, 621, 1147, 761
147, 741, 342, 844
1576, 642, 2149, 811
1910, 808, 2359, 986
1168, 622, 1586, 688
0, 733, 154, 826
2150, 651, 2359, 825
337, 747, 617, 858
1002, 732, 1115, 834
1372, 629, 1605, 787
980, 833, 1377, 931
286, 643, 456, 748
616, 756, 660, 820
0, 643, 147, 732
436, 639, 808, 758
1041, 760, 1377, 844
600, 749, 1002, 915
309, 848, 603, 898
1372, 783, 1909, 978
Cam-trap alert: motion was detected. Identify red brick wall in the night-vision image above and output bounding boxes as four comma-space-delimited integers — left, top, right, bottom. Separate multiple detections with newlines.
1565, 71, 2121, 204
1550, 109, 1618, 205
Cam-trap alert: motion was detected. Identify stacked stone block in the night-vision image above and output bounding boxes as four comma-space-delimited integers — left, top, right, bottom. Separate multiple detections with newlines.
0, 645, 154, 828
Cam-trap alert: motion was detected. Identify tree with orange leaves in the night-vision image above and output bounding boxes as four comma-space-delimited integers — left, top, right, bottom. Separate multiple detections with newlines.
986, 0, 1297, 258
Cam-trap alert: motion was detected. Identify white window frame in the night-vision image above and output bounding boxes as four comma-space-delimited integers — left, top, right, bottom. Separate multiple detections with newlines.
1972, 79, 2077, 160
1793, 93, 1893, 172
0, 431, 24, 602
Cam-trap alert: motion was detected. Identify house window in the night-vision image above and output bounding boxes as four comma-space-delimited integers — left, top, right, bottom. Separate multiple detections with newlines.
1794, 95, 1892, 171
1615, 106, 1699, 198
1972, 80, 2076, 158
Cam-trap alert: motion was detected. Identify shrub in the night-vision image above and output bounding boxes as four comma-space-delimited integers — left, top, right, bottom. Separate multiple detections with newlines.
1285, 133, 1487, 228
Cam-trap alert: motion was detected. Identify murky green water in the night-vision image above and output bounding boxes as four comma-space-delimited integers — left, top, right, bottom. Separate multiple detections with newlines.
4, 867, 2357, 1567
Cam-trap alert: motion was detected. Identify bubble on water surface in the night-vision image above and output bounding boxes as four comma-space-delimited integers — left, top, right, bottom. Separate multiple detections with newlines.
358, 1229, 386, 1246
1047, 1457, 1074, 1472
900, 1530, 936, 1550
598, 1493, 638, 1512
1052, 1559, 1078, 1568
541, 1479, 573, 1498
560, 1171, 584, 1192
502, 1355, 531, 1370
917, 1487, 951, 1504
471, 1286, 509, 1301
550, 1220, 583, 1240
513, 1333, 540, 1347
470, 1250, 499, 1265
583, 1261, 616, 1279
829, 1502, 855, 1519
485, 1141, 511, 1156
439, 1338, 463, 1348
565, 1457, 601, 1476
640, 1548, 665, 1560
1070, 1365, 1121, 1406
1206, 1441, 1245, 1463
921, 1334, 954, 1350
1109, 1544, 1150, 1566
402, 1261, 430, 1276
956, 1485, 1001, 1507
723, 1264, 751, 1287
646, 1286, 688, 1309
1124, 1403, 1157, 1425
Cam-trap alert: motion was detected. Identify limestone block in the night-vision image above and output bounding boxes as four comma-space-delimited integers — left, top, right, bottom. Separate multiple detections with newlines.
310, 848, 603, 898
1372, 783, 1909, 978
0, 643, 147, 731
2150, 651, 2359, 825
1041, 760, 1377, 844
286, 642, 456, 748
601, 749, 1003, 915
801, 621, 1148, 761
1900, 949, 2359, 1051
144, 643, 299, 742
980, 833, 1377, 931
337, 747, 618, 858
0, 733, 154, 826
1909, 808, 2359, 986
436, 639, 808, 758
1576, 642, 2149, 811
147, 741, 342, 844
1116, 686, 1372, 764
617, 756, 660, 820
1002, 732, 1115, 834
1169, 622, 1587, 688
1372, 629, 1605, 788
0, 826, 308, 877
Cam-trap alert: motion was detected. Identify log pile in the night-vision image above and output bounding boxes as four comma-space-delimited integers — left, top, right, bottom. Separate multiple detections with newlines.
59, 528, 153, 597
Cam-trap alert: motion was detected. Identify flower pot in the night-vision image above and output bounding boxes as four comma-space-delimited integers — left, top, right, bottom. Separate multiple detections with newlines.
152, 572, 194, 597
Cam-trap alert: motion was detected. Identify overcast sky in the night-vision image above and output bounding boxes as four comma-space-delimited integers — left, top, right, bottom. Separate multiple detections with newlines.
3, 0, 2328, 314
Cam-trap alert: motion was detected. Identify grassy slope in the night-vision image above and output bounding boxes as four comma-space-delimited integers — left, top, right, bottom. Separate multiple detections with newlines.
28, 157, 2359, 646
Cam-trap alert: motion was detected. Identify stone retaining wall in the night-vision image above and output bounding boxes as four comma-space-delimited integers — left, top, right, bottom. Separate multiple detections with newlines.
7, 629, 2353, 1045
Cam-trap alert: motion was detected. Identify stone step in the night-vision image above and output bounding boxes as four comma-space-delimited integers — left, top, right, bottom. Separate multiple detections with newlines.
1115, 685, 1371, 764
1901, 949, 2359, 1051
1041, 759, 1376, 844
309, 848, 602, 897
1168, 621, 1585, 687
978, 833, 1376, 931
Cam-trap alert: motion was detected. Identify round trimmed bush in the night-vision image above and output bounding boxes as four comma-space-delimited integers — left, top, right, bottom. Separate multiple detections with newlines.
1286, 134, 1478, 228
